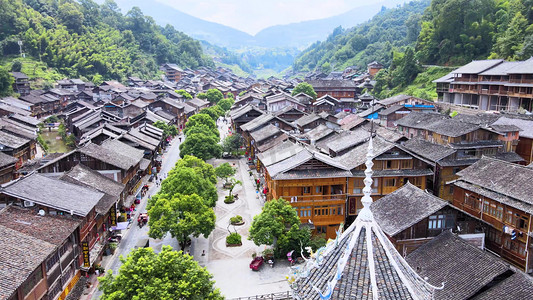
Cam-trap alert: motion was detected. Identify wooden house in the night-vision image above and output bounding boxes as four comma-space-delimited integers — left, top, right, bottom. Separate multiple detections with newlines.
452, 157, 533, 273
338, 137, 434, 224
367, 61, 384, 77
229, 104, 264, 134
274, 105, 306, 123
161, 63, 184, 82
492, 116, 533, 164
264, 148, 352, 239
294, 113, 327, 133
10, 72, 30, 96
395, 112, 449, 139
371, 183, 478, 256
406, 231, 518, 300
378, 104, 412, 127
240, 113, 294, 159
307, 79, 357, 99
0, 151, 17, 183
265, 92, 306, 112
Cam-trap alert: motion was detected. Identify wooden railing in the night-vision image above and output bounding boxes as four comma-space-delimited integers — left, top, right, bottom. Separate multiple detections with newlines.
283, 194, 346, 204
229, 291, 292, 300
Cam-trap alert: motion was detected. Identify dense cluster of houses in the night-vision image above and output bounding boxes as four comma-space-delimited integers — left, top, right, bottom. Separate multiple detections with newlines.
230, 77, 533, 297
2, 57, 533, 300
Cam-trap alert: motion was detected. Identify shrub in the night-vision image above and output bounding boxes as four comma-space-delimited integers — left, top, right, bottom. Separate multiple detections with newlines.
230, 215, 243, 224
224, 195, 235, 204
226, 232, 242, 245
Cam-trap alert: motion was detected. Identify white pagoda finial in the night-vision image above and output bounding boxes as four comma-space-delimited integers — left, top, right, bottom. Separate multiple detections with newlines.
358, 136, 374, 222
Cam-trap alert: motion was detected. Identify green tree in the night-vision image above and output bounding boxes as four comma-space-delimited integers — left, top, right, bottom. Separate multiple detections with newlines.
0, 67, 14, 97
494, 12, 528, 59
11, 60, 22, 72
225, 92, 234, 99
148, 194, 216, 251
175, 155, 217, 185
199, 107, 222, 122
152, 121, 178, 138
184, 114, 218, 136
58, 2, 85, 33
214, 162, 235, 184
197, 92, 207, 99
158, 163, 217, 207
249, 198, 310, 257
205, 88, 224, 104
221, 134, 243, 156
179, 132, 222, 161
175, 89, 193, 99
98, 246, 223, 300
217, 98, 233, 112
186, 124, 219, 140
292, 82, 317, 99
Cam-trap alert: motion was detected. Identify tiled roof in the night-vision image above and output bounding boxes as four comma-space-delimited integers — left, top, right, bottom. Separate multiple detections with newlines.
3, 173, 104, 217
378, 94, 414, 106
378, 104, 409, 116
0, 151, 17, 168
473, 272, 533, 300
240, 114, 275, 132
505, 57, 533, 74
406, 231, 510, 300
402, 138, 456, 162
249, 124, 280, 143
327, 130, 368, 153
456, 157, 533, 206
304, 124, 334, 142
336, 136, 394, 169
60, 164, 124, 215
426, 119, 480, 137
256, 133, 289, 152
80, 142, 138, 170
256, 140, 304, 167
371, 183, 448, 236
294, 113, 322, 127
452, 114, 501, 127
0, 130, 30, 149
451, 59, 504, 75
0, 224, 55, 300
306, 79, 357, 88
395, 112, 448, 130
0, 205, 80, 246
492, 116, 533, 139
101, 139, 144, 165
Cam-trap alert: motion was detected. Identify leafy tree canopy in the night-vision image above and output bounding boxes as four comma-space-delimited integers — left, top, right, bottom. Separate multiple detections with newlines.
98, 245, 223, 300
199, 106, 223, 122
157, 164, 218, 207
175, 89, 193, 99
184, 114, 217, 136
175, 155, 217, 185
214, 162, 235, 183
179, 132, 222, 161
205, 88, 224, 104
249, 198, 310, 257
221, 134, 243, 156
148, 194, 216, 250
0, 67, 14, 97
152, 121, 178, 138
217, 98, 233, 112
291, 82, 317, 99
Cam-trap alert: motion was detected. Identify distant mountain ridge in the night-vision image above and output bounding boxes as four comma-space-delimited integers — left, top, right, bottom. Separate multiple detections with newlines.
109, 0, 406, 50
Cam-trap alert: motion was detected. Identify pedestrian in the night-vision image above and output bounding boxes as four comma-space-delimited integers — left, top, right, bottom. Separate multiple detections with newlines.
201, 250, 205, 256
179, 137, 182, 142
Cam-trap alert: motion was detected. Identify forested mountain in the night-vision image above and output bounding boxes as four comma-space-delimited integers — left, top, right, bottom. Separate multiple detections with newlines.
0, 0, 213, 83
293, 0, 430, 73
416, 0, 533, 64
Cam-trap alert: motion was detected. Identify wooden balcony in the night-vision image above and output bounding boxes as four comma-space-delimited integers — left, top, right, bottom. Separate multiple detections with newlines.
286, 194, 346, 205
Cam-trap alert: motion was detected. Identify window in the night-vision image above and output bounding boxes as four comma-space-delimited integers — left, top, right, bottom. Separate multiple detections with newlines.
384, 161, 393, 169
409, 177, 422, 188
303, 187, 311, 194
465, 194, 481, 210
316, 226, 327, 234
428, 215, 446, 229
22, 267, 43, 296
449, 185, 454, 194
353, 179, 363, 194
384, 178, 396, 187
400, 160, 413, 169
297, 206, 311, 218
315, 186, 323, 193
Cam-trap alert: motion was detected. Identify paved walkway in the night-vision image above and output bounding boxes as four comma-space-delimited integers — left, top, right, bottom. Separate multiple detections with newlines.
202, 158, 290, 298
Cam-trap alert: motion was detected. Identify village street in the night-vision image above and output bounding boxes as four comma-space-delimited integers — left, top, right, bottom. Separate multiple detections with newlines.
86, 117, 289, 300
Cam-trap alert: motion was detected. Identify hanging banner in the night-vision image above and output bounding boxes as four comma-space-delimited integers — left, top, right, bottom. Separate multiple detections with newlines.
82, 242, 90, 268
110, 204, 117, 227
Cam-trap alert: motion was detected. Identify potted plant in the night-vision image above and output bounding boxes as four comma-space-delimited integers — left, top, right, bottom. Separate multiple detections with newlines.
230, 215, 244, 225
224, 195, 235, 204
108, 242, 118, 254
226, 232, 242, 247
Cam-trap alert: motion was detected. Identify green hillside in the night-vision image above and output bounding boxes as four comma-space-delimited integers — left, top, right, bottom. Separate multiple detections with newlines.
0, 0, 213, 85
293, 0, 431, 72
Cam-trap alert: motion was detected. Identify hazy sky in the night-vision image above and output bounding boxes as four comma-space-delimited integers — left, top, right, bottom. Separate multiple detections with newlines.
156, 0, 391, 35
